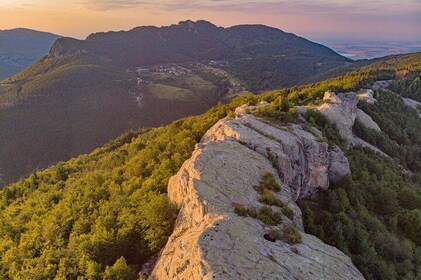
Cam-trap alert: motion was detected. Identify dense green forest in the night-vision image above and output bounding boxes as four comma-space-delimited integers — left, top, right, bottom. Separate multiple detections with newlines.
354, 89, 421, 172
300, 75, 421, 279
0, 53, 420, 279
0, 99, 251, 278
300, 147, 421, 279
389, 71, 421, 102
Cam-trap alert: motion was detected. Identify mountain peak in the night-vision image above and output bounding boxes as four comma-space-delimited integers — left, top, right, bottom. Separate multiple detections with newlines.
177, 19, 197, 27
177, 19, 217, 28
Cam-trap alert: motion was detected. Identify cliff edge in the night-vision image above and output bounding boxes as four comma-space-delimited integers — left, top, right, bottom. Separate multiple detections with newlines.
151, 108, 364, 279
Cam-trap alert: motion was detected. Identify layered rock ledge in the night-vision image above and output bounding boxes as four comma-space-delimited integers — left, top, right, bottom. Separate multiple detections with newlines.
301, 91, 384, 155
151, 112, 364, 280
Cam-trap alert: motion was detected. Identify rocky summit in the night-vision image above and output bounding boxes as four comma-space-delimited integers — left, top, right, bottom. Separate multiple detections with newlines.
151, 107, 363, 280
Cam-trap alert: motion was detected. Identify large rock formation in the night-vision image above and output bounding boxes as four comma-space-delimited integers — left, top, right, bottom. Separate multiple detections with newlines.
312, 91, 383, 155
49, 37, 87, 58
356, 109, 381, 131
319, 91, 381, 138
318, 91, 359, 141
202, 112, 350, 200
151, 111, 363, 280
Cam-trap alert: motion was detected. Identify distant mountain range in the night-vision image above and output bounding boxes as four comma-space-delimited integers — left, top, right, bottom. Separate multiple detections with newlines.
0, 20, 355, 185
0, 28, 61, 80
50, 20, 351, 90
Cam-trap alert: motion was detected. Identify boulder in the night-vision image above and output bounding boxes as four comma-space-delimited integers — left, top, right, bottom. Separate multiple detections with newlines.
371, 80, 390, 91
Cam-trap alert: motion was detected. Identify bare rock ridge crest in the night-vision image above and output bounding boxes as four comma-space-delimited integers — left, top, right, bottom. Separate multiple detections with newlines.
298, 87, 384, 155
151, 102, 365, 279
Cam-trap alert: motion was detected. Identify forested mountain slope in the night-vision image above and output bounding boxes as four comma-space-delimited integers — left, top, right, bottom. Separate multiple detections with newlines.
0, 20, 353, 186
0, 53, 419, 279
50, 20, 348, 90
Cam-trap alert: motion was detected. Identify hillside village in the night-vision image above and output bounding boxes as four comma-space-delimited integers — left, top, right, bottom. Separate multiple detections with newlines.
129, 60, 232, 80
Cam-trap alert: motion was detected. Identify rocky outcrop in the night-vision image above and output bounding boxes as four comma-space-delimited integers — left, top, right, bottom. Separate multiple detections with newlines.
402, 97, 421, 109
151, 112, 363, 280
318, 90, 380, 137
49, 39, 65, 57
317, 91, 359, 141
202, 113, 350, 200
313, 91, 383, 152
356, 89, 376, 104
49, 37, 87, 58
356, 109, 381, 131
371, 80, 390, 91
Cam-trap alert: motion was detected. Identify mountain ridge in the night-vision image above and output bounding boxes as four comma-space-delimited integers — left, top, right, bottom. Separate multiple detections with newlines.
49, 20, 348, 68
152, 109, 363, 279
0, 28, 61, 80
0, 28, 59, 37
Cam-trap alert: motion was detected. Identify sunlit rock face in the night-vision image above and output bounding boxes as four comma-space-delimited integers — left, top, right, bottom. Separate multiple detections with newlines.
151, 111, 363, 280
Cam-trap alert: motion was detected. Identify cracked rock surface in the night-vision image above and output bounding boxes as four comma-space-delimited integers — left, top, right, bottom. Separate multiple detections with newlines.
151, 113, 363, 280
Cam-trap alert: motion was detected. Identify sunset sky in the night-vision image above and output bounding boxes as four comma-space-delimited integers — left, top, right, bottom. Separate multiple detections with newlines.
1, 0, 420, 41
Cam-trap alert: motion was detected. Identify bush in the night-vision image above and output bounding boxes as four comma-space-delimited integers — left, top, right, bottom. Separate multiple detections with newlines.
266, 229, 282, 242
258, 189, 285, 208
234, 203, 248, 217
103, 257, 135, 280
234, 204, 282, 226
282, 206, 294, 220
258, 206, 283, 225
282, 224, 302, 245
254, 172, 281, 193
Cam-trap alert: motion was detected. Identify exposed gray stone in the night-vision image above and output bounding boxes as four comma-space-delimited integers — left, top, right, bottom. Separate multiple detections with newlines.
371, 80, 390, 91
314, 91, 385, 157
152, 113, 362, 280
356, 89, 377, 104
318, 91, 358, 141
402, 97, 421, 118
356, 109, 381, 131
202, 115, 350, 200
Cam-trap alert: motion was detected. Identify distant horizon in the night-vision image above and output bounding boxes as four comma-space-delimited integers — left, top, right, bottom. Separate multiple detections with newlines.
2, 21, 420, 43
2, 20, 421, 61
1, 0, 419, 41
